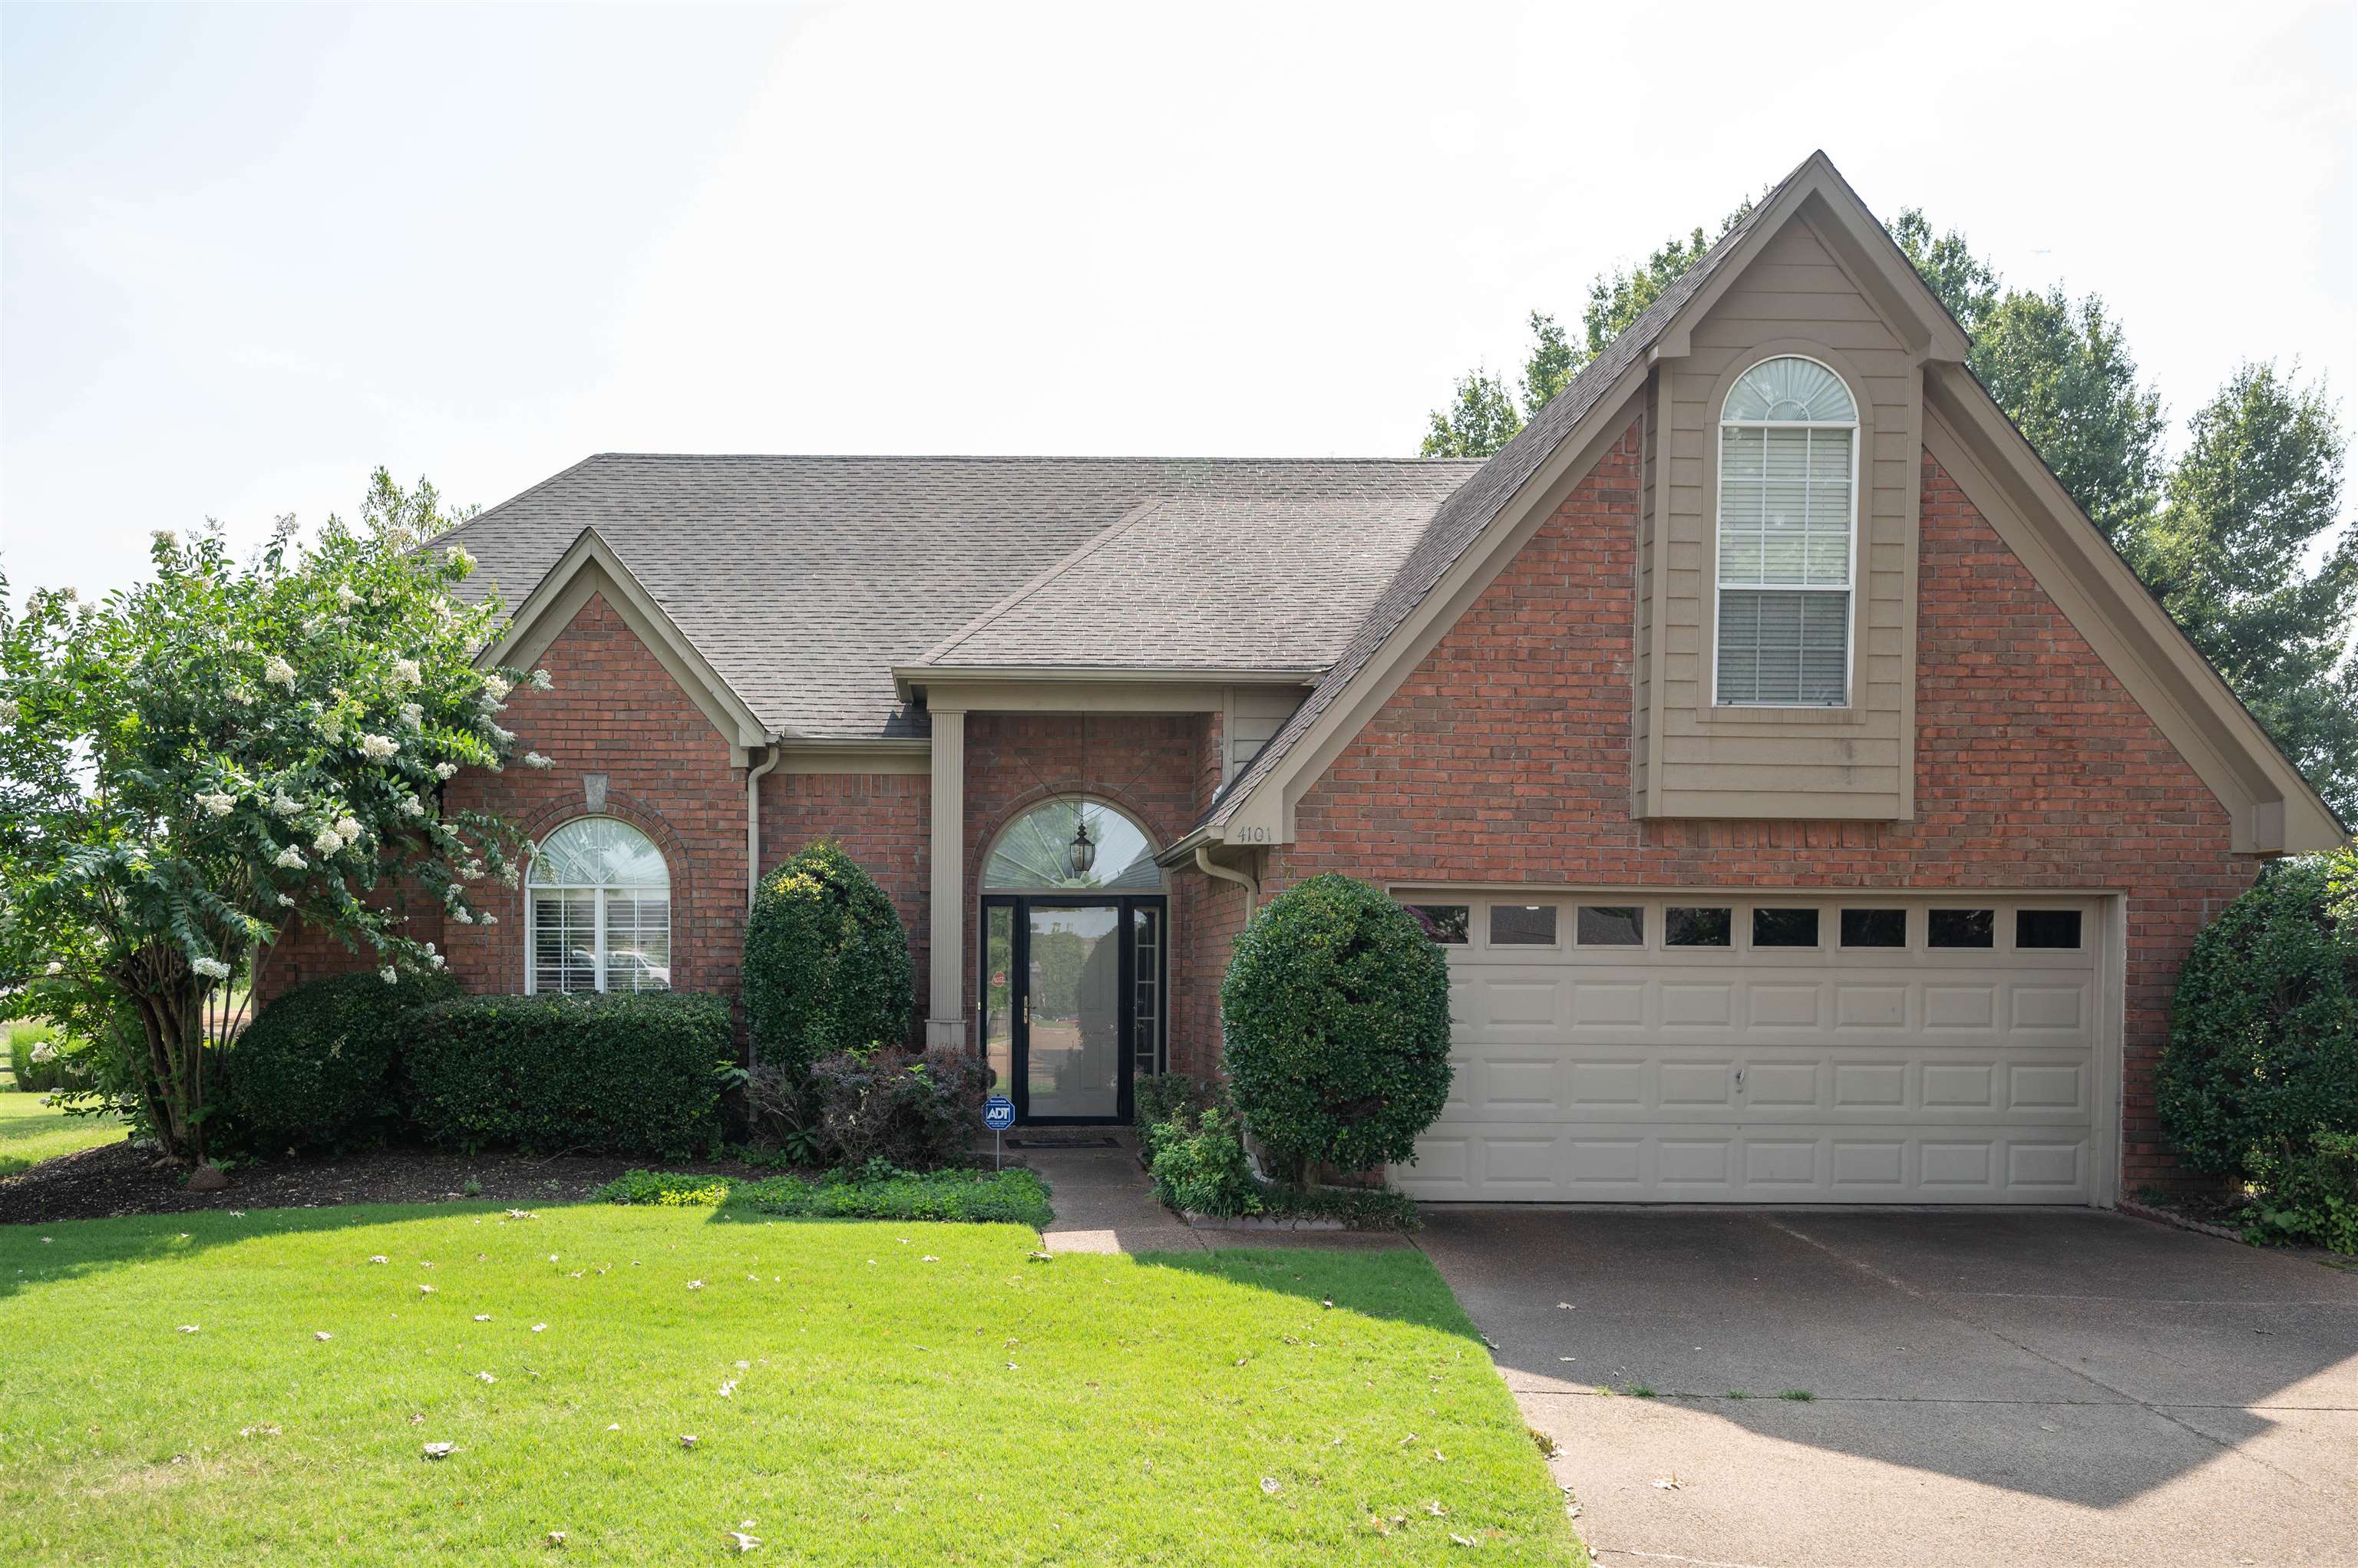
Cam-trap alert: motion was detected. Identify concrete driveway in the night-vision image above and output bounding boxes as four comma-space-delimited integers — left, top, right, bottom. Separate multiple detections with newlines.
1418, 1208, 2358, 1568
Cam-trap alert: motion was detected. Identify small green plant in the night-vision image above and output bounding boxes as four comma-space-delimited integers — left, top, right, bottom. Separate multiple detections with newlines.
1626, 1384, 1656, 1399
1133, 1071, 1224, 1163
1527, 1427, 1557, 1458
1778, 1389, 1816, 1402
2243, 1128, 2358, 1254
461, 1177, 483, 1197
1148, 1106, 1263, 1217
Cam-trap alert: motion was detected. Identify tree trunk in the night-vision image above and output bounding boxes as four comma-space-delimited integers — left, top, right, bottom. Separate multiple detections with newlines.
117, 955, 207, 1167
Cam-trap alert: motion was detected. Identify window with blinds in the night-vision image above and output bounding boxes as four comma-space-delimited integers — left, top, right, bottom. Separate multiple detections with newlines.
1716, 355, 1857, 706
524, 817, 672, 994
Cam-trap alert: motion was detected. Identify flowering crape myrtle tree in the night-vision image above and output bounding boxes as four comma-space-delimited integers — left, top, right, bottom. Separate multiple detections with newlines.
0, 483, 553, 1164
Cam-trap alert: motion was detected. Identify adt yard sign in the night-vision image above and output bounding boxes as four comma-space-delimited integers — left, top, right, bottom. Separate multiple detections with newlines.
982, 1095, 1016, 1169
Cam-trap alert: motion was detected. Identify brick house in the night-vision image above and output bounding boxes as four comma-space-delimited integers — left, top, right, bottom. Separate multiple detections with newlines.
283, 152, 2337, 1206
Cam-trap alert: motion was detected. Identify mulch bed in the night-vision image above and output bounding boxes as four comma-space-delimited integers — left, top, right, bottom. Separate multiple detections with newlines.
0, 1137, 775, 1226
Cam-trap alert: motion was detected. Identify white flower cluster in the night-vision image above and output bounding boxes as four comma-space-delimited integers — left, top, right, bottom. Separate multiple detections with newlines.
191, 956, 231, 981
445, 545, 476, 573
380, 966, 398, 984
450, 906, 474, 926
358, 733, 398, 762
263, 655, 296, 689
335, 584, 360, 609
274, 847, 307, 870
481, 674, 512, 705
45, 960, 63, 975
318, 713, 345, 744
393, 658, 422, 688
399, 702, 423, 730
312, 827, 345, 857
0, 698, 18, 726
276, 893, 295, 908
486, 724, 515, 746
422, 942, 445, 971
196, 791, 235, 817
399, 796, 425, 817
334, 815, 362, 845
499, 863, 520, 888
523, 751, 553, 769
461, 860, 484, 882
270, 792, 303, 818
529, 669, 553, 692
434, 761, 458, 781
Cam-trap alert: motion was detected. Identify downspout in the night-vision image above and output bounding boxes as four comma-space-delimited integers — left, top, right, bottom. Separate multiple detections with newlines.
1194, 843, 1259, 920
745, 742, 780, 909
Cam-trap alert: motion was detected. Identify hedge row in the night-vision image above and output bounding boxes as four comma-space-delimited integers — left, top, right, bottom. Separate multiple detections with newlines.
402, 992, 733, 1160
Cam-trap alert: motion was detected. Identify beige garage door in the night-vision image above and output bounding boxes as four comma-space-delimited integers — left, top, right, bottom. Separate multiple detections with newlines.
1392, 893, 2105, 1204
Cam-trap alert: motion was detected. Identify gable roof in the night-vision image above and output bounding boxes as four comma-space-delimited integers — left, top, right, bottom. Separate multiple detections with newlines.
439, 454, 1478, 741
1189, 150, 2338, 855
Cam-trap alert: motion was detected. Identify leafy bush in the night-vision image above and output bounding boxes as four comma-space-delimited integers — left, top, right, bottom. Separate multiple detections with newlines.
596, 1165, 1053, 1226
1220, 873, 1453, 1185
2159, 858, 2358, 1181
8, 1022, 88, 1093
2244, 1129, 2358, 1254
1147, 1104, 1419, 1230
743, 842, 913, 1078
1133, 1071, 1224, 1164
402, 992, 732, 1158
226, 971, 459, 1150
810, 1048, 988, 1170
1148, 1106, 1264, 1216
736, 1062, 827, 1166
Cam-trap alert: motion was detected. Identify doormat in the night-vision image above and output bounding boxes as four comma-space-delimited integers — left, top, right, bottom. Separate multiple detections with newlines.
1003, 1134, 1121, 1149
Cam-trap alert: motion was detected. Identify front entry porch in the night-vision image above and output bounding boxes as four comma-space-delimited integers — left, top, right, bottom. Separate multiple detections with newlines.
979, 893, 1165, 1124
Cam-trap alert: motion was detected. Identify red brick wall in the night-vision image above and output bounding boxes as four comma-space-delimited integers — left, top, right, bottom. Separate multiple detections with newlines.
1272, 428, 2259, 1190
758, 769, 930, 1043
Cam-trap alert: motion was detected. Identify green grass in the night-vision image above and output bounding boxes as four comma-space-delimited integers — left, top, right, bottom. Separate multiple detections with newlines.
0, 1084, 125, 1177
0, 1204, 1581, 1565
1777, 1389, 1816, 1402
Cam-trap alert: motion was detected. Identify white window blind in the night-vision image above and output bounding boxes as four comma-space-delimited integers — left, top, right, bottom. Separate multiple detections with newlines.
525, 817, 672, 994
1716, 356, 1856, 706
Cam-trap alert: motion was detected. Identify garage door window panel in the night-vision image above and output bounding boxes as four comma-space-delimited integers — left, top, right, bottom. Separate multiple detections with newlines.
1666, 906, 1733, 948
1752, 906, 1821, 949
1488, 903, 1559, 947
1929, 909, 1996, 949
2016, 909, 2083, 949
1576, 906, 1644, 946
1840, 908, 1907, 949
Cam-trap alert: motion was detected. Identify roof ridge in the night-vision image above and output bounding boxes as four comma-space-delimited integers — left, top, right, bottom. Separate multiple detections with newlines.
915, 497, 1174, 665
569, 452, 1488, 466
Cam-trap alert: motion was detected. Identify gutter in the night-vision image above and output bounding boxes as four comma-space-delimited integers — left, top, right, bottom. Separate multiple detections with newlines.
1193, 844, 1260, 920
745, 742, 780, 909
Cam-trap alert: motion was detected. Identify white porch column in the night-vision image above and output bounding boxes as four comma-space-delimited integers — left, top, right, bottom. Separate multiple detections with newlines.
924, 707, 968, 1048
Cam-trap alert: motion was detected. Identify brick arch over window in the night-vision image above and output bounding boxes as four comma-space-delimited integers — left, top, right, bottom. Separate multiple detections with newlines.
972, 781, 1177, 884
514, 790, 699, 989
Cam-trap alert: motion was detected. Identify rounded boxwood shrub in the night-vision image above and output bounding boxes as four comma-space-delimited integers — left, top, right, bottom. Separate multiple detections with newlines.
1219, 872, 1453, 1186
2159, 857, 2358, 1182
227, 970, 460, 1150
744, 841, 913, 1079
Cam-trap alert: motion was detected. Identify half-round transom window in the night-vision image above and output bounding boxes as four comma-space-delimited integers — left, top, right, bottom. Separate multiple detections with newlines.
1716, 354, 1858, 707
982, 798, 1161, 893
526, 817, 672, 994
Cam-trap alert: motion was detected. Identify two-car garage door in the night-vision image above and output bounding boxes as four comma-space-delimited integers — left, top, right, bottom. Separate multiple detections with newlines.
1392, 893, 2109, 1204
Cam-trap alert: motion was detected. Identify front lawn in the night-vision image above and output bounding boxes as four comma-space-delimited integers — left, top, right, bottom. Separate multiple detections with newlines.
0, 1086, 125, 1177
0, 1205, 1580, 1565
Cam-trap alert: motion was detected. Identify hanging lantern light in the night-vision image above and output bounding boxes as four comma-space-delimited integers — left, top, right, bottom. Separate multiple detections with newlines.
1067, 810, 1097, 881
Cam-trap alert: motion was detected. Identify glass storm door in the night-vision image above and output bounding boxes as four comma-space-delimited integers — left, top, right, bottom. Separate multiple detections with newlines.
981, 894, 1164, 1124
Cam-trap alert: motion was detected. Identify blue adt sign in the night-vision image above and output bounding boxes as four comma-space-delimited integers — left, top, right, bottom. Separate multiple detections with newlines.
982, 1097, 1016, 1132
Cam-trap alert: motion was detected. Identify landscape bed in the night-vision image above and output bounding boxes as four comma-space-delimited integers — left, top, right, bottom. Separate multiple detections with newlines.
0, 1203, 1583, 1566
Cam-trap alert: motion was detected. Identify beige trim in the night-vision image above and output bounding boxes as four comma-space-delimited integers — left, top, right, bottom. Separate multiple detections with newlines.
745, 744, 778, 912
913, 677, 1296, 715
1193, 843, 1260, 919
1923, 371, 2341, 853
1215, 376, 1653, 845
485, 528, 769, 749
900, 665, 1315, 705
1643, 368, 1674, 819
926, 708, 967, 1048
771, 741, 931, 776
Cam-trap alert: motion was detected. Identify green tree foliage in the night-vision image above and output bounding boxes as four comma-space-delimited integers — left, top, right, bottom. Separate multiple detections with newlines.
0, 475, 537, 1163
1973, 287, 2167, 549
1218, 873, 1452, 1186
2158, 857, 2358, 1184
1887, 207, 1999, 338
2142, 364, 2357, 809
741, 840, 913, 1079
1418, 368, 1523, 458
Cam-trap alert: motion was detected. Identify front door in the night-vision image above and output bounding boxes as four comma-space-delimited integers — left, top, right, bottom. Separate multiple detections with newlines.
980, 895, 1164, 1124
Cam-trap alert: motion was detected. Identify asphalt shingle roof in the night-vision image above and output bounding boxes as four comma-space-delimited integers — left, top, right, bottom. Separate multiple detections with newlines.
439, 454, 1481, 741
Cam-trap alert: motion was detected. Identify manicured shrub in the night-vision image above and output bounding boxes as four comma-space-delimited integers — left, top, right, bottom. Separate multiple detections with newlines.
743, 841, 913, 1078
1220, 873, 1453, 1186
595, 1165, 1053, 1226
1133, 1071, 1224, 1164
2159, 858, 2358, 1182
226, 971, 460, 1150
1147, 1105, 1421, 1230
810, 1048, 989, 1170
402, 992, 732, 1158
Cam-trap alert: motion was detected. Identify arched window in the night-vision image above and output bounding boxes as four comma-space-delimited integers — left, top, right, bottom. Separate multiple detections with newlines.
526, 817, 672, 994
1716, 355, 1857, 707
982, 797, 1161, 892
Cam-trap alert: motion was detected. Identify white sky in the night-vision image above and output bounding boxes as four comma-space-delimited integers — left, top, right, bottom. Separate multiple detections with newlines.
5, 0, 2353, 602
